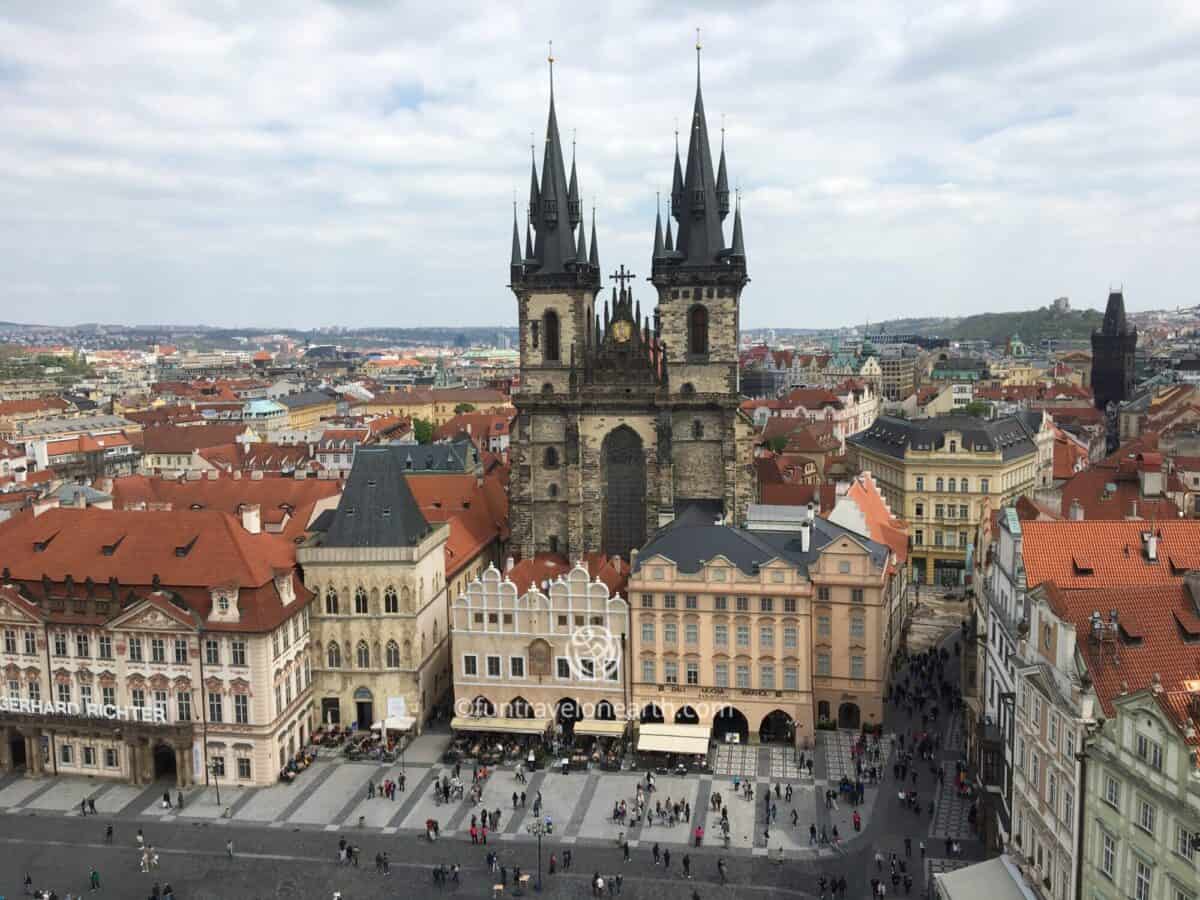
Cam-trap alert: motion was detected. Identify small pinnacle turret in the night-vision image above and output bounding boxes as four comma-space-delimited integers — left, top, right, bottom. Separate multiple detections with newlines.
588, 207, 599, 269
653, 201, 665, 259
716, 128, 730, 220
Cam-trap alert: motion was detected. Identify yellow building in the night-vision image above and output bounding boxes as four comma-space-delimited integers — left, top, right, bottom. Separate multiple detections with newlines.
626, 505, 897, 743
279, 391, 337, 431
352, 388, 508, 428
847, 413, 1053, 587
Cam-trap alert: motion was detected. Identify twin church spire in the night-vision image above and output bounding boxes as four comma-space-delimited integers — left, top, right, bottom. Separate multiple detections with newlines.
511, 39, 746, 288
511, 48, 601, 287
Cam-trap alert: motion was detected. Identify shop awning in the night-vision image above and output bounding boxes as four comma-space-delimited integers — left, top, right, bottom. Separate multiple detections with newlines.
370, 716, 416, 732
450, 716, 551, 736
636, 723, 711, 755
574, 720, 629, 738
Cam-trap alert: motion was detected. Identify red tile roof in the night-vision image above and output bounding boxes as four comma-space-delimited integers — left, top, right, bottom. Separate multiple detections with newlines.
109, 474, 341, 541
405, 468, 510, 578
0, 397, 70, 417
843, 472, 909, 563
141, 423, 248, 455
1021, 520, 1200, 590
0, 507, 310, 632
1058, 455, 1179, 521
1054, 583, 1200, 736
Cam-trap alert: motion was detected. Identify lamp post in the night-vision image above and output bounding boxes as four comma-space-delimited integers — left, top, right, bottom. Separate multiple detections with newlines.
525, 820, 546, 892
208, 761, 222, 807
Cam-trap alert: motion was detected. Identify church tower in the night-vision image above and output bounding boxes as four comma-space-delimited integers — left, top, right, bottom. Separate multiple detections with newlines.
509, 52, 602, 560
1090, 289, 1137, 411
507, 45, 754, 564
650, 38, 748, 397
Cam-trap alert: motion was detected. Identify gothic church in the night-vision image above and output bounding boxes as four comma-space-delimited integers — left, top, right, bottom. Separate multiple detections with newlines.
508, 49, 755, 561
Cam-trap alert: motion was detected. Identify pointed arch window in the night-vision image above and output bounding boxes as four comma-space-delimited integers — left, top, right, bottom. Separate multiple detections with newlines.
324, 587, 339, 615
688, 305, 709, 356
544, 447, 559, 469
354, 587, 368, 615
543, 310, 561, 362
385, 641, 400, 668
692, 420, 704, 439
384, 586, 398, 614
356, 641, 370, 669
326, 643, 341, 668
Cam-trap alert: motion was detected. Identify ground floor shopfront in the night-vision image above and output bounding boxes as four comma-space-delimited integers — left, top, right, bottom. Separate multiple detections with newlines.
0, 714, 198, 786
630, 685, 815, 748
0, 704, 316, 788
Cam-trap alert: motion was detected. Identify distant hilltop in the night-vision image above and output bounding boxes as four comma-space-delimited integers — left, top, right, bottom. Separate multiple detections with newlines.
866, 303, 1104, 344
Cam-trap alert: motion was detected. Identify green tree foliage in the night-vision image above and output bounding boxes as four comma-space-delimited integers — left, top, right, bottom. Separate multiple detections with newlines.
413, 418, 434, 444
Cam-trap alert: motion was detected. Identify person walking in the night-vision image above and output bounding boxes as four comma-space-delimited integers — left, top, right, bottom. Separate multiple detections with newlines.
226, 838, 234, 858
176, 791, 183, 811
564, 849, 572, 870
683, 854, 692, 879
663, 848, 671, 870
717, 858, 728, 884
652, 842, 660, 865
89, 867, 101, 892
904, 836, 912, 857
622, 840, 631, 862
104, 823, 113, 844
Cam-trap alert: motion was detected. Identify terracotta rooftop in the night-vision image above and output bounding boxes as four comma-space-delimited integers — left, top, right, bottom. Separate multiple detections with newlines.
405, 468, 510, 579
0, 507, 310, 632
141, 423, 248, 455
1022, 520, 1200, 590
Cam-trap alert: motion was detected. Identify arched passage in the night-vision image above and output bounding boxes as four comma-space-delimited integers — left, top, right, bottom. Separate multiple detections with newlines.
711, 706, 749, 744
506, 697, 533, 719
640, 703, 665, 724
601, 426, 645, 559
470, 696, 495, 718
838, 702, 861, 730
556, 697, 581, 737
759, 710, 795, 744
674, 705, 700, 725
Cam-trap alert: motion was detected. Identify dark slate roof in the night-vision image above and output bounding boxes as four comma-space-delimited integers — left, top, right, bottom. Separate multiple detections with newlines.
319, 447, 431, 548
279, 390, 335, 409
388, 439, 475, 473
1100, 290, 1133, 336
848, 414, 1039, 462
308, 508, 335, 533
634, 514, 889, 577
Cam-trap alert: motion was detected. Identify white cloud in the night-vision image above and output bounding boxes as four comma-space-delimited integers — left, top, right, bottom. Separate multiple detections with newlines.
0, 0, 1197, 328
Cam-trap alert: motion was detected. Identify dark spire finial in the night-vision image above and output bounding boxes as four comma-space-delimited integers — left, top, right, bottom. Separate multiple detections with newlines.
731, 188, 745, 259
653, 192, 665, 259
510, 201, 523, 275
716, 115, 730, 220
695, 27, 702, 85
588, 205, 599, 269
548, 40, 555, 96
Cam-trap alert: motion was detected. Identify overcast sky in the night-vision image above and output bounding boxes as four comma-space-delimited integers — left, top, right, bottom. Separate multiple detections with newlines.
1, 1, 1198, 331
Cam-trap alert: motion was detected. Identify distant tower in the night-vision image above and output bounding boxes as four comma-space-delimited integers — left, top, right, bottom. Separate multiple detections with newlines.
1090, 289, 1137, 412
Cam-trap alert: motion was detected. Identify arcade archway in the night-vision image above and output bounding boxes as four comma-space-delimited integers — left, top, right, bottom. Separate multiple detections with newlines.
640, 703, 665, 724
759, 710, 795, 744
711, 706, 749, 744
674, 706, 700, 725
556, 697, 581, 737
838, 702, 861, 730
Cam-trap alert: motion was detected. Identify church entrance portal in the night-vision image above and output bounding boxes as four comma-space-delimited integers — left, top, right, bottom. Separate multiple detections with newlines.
601, 426, 646, 559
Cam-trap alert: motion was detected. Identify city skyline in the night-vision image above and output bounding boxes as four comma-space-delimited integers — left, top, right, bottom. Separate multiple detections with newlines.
1, 2, 1198, 329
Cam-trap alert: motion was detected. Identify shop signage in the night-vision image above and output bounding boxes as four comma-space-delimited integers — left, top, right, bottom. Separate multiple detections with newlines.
0, 697, 167, 723
698, 687, 727, 697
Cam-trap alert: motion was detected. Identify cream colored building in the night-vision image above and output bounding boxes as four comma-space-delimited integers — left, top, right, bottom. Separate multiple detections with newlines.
0, 507, 314, 788
627, 506, 896, 743
449, 563, 629, 736
848, 412, 1053, 586
298, 448, 453, 732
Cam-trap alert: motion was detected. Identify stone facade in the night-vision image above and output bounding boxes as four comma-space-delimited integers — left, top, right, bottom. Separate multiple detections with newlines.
299, 526, 451, 734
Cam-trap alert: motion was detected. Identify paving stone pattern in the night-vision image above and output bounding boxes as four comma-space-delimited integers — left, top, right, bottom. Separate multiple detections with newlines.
712, 744, 759, 777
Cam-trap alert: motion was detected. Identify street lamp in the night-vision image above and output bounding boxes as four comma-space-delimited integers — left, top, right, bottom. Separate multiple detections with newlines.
208, 761, 221, 807
525, 820, 547, 892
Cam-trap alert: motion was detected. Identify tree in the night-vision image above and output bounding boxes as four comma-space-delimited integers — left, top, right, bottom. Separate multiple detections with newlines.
454, 402, 476, 415
766, 436, 788, 454
413, 418, 434, 444
963, 400, 991, 419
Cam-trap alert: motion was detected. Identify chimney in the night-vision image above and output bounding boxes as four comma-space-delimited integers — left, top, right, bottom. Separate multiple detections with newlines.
232, 470, 242, 480
806, 501, 816, 522
800, 520, 811, 553
241, 503, 262, 534
206, 469, 219, 480
250, 470, 264, 481
505, 556, 515, 573
1068, 498, 1084, 521
1130, 500, 1138, 519
1151, 672, 1163, 695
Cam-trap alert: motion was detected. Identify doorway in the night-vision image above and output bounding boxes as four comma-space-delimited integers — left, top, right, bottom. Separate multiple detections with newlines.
353, 687, 373, 731
601, 426, 646, 559
838, 702, 862, 730
153, 743, 176, 780
9, 735, 26, 770
321, 698, 341, 726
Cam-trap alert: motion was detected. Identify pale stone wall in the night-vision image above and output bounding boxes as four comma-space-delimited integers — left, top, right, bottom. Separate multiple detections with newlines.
303, 528, 451, 733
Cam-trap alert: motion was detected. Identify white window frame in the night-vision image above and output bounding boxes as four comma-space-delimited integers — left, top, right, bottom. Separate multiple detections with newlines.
509, 656, 525, 679
462, 654, 478, 677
